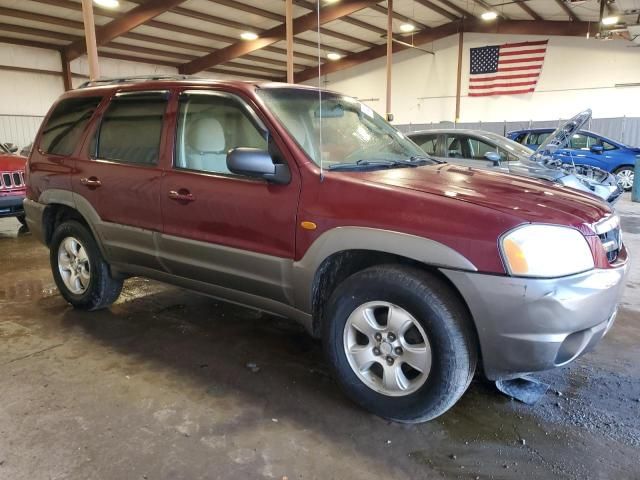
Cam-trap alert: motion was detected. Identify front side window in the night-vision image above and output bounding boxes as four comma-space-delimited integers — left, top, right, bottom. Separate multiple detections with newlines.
445, 135, 464, 158
258, 88, 429, 169
528, 132, 550, 146
412, 134, 438, 155
40, 96, 102, 156
94, 92, 167, 165
569, 133, 590, 150
175, 92, 267, 174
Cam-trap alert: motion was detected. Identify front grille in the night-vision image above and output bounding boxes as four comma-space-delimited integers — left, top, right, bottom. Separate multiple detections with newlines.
594, 215, 622, 263
0, 171, 24, 189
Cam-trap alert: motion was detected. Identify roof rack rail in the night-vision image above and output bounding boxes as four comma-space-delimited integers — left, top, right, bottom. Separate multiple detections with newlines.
78, 74, 196, 89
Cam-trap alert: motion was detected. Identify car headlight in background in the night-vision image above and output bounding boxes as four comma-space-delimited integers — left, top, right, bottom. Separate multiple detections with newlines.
501, 225, 594, 278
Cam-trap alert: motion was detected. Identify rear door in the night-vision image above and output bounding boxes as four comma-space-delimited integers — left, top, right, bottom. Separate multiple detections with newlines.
159, 89, 300, 303
72, 90, 169, 269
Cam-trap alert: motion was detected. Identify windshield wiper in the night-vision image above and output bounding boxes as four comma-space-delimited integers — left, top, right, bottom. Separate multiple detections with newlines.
328, 158, 428, 171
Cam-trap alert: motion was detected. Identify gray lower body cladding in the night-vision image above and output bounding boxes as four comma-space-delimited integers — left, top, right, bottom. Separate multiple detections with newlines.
442, 265, 629, 380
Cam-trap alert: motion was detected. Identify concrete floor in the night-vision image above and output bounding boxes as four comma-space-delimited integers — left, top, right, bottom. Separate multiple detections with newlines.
1, 195, 639, 480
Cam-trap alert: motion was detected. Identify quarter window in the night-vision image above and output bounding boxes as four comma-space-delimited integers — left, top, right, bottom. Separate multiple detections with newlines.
95, 92, 168, 165
175, 93, 267, 174
40, 96, 102, 156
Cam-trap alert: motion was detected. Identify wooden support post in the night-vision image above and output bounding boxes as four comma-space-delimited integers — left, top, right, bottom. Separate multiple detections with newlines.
455, 29, 463, 121
60, 52, 72, 91
385, 0, 393, 120
286, 0, 294, 83
81, 0, 100, 80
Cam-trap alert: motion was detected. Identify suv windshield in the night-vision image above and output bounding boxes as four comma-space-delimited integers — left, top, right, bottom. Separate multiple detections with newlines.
258, 88, 431, 169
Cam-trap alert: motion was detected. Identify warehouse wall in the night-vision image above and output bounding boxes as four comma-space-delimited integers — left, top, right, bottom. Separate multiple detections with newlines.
315, 33, 640, 125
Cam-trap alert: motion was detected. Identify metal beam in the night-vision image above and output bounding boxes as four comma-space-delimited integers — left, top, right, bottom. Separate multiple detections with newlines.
513, 1, 542, 21
437, 0, 473, 18
555, 0, 579, 21
80, 0, 100, 80
60, 51, 73, 90
179, 0, 377, 75
64, 0, 189, 60
369, 4, 430, 30
293, 0, 387, 35
414, 0, 459, 21
293, 19, 600, 82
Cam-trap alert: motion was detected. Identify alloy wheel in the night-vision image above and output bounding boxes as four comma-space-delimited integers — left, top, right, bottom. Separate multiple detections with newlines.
57, 236, 91, 294
343, 301, 431, 397
616, 168, 634, 191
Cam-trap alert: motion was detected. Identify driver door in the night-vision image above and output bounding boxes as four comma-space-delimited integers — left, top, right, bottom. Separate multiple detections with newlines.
159, 90, 300, 304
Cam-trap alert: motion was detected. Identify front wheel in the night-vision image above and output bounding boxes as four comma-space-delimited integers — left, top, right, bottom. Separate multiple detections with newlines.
16, 214, 27, 226
50, 220, 123, 310
614, 166, 634, 191
323, 265, 477, 423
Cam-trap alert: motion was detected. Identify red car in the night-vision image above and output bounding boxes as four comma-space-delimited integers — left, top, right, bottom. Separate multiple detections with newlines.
24, 77, 628, 422
0, 142, 27, 225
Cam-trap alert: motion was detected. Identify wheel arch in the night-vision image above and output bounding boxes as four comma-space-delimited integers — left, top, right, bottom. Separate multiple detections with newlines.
292, 227, 478, 337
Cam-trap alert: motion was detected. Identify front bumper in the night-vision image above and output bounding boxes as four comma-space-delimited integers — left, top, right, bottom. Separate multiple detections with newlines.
0, 194, 25, 218
441, 264, 629, 380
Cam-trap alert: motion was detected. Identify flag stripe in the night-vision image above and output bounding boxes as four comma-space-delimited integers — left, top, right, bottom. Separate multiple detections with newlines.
497, 64, 542, 72
499, 40, 548, 48
470, 73, 541, 82
469, 88, 536, 97
498, 48, 547, 57
498, 56, 545, 65
469, 80, 538, 90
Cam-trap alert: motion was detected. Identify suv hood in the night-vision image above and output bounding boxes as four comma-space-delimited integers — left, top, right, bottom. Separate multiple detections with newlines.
0, 154, 27, 171
352, 163, 610, 227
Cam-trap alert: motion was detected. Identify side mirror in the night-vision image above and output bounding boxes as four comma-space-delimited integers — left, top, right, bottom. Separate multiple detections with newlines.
227, 147, 290, 185
590, 145, 604, 154
484, 151, 502, 165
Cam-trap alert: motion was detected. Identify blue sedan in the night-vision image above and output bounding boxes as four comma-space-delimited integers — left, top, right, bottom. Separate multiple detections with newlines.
507, 128, 639, 191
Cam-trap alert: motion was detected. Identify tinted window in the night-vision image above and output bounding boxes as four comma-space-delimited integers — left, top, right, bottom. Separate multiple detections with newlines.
175, 93, 267, 174
446, 135, 463, 158
95, 92, 167, 165
412, 134, 438, 155
569, 133, 589, 150
513, 132, 527, 144
40, 96, 102, 156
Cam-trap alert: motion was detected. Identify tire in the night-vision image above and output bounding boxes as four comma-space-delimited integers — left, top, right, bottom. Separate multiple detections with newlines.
323, 265, 477, 423
614, 166, 634, 192
16, 214, 27, 226
50, 220, 123, 310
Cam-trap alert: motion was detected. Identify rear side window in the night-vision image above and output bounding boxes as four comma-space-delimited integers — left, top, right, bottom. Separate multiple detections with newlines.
40, 96, 102, 156
94, 92, 168, 165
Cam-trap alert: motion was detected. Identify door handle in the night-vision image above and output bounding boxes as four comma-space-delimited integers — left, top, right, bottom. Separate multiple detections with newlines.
168, 190, 195, 202
80, 177, 101, 188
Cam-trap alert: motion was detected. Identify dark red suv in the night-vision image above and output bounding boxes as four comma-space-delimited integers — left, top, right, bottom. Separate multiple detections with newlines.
24, 77, 628, 422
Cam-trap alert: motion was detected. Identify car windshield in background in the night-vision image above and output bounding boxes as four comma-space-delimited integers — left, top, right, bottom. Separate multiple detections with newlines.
481, 131, 534, 159
258, 88, 432, 170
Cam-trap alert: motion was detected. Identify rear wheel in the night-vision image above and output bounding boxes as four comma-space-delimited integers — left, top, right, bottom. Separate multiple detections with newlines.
50, 220, 123, 310
323, 265, 477, 423
614, 166, 634, 191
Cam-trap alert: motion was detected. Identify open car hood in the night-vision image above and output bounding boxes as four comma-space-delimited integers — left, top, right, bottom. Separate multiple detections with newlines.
531, 109, 592, 159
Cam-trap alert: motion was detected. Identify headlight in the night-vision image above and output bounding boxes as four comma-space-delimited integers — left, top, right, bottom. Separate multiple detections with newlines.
501, 225, 594, 278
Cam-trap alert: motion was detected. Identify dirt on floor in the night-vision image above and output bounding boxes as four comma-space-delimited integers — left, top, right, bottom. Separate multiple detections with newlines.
1, 195, 639, 480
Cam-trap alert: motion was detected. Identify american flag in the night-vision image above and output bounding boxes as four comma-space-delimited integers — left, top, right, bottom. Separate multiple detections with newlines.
469, 40, 548, 97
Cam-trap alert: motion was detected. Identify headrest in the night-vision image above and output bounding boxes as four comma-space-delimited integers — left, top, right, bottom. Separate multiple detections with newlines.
188, 117, 225, 153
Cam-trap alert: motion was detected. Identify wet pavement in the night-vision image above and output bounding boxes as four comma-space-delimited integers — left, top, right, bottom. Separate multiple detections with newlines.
1, 195, 639, 480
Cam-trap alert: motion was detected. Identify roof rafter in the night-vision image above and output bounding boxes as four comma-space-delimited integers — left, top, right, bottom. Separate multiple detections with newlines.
179, 0, 378, 75
64, 0, 189, 60
555, 0, 580, 21
513, 1, 543, 21
414, 0, 459, 21
292, 19, 599, 82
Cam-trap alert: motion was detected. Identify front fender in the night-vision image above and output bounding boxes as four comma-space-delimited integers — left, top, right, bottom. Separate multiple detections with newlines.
291, 226, 477, 313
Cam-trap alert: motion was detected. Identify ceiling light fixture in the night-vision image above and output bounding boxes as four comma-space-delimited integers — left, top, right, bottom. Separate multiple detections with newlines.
327, 52, 342, 61
601, 15, 619, 25
94, 0, 119, 8
399, 23, 415, 32
481, 11, 498, 20
240, 32, 259, 41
